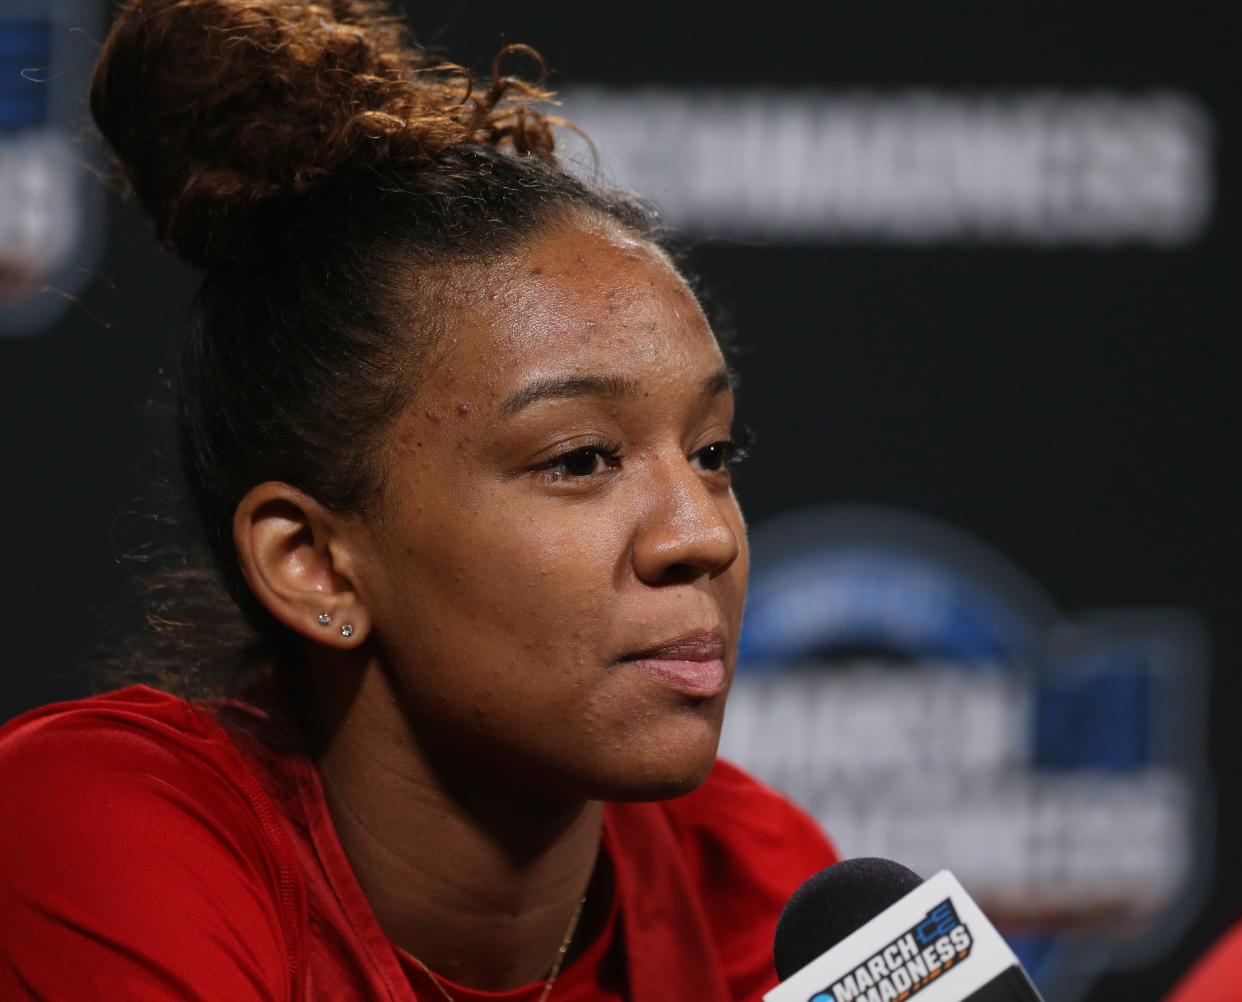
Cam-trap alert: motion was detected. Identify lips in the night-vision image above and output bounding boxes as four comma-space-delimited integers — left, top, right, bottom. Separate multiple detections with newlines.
618, 631, 728, 698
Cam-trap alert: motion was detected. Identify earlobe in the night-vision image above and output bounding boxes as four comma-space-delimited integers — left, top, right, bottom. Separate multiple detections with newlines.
232, 482, 370, 647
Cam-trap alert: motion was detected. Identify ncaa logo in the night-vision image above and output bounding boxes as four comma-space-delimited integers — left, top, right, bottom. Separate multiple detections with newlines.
722, 504, 1211, 1001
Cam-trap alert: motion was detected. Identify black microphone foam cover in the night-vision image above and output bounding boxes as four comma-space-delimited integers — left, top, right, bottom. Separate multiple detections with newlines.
774, 857, 925, 981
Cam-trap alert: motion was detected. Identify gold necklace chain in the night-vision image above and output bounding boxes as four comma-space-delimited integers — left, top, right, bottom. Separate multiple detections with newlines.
406, 895, 588, 1002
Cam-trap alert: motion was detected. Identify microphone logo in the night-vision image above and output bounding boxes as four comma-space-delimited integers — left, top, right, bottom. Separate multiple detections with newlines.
809, 899, 974, 1002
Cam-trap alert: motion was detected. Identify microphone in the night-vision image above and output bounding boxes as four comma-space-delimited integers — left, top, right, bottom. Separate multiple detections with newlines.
766, 858, 1045, 1002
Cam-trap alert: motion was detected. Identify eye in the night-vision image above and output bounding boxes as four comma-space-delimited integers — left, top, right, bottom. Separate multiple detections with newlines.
692, 426, 755, 474
693, 442, 732, 472
537, 441, 626, 481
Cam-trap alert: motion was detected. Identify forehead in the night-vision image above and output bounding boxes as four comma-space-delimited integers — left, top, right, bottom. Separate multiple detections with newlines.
433, 221, 719, 403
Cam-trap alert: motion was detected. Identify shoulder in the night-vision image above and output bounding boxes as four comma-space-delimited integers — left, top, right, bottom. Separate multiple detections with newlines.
2, 682, 248, 772
1167, 920, 1242, 1002
0, 685, 303, 1001
659, 756, 838, 874
653, 758, 838, 1000
0, 684, 287, 861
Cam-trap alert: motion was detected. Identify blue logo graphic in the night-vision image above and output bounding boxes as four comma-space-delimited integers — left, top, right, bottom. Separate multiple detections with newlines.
916, 901, 961, 946
722, 504, 1212, 1002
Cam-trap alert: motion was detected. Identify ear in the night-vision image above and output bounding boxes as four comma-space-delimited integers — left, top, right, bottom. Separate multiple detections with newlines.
232, 482, 371, 648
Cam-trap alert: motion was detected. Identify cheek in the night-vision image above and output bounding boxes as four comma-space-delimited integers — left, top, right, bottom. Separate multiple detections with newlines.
378, 490, 629, 682
474, 502, 624, 635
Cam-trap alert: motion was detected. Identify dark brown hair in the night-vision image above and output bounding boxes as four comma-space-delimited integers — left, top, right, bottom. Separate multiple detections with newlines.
91, 0, 664, 701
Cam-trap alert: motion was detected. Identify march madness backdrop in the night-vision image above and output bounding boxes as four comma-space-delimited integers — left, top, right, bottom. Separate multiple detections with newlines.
2, 3, 1238, 1000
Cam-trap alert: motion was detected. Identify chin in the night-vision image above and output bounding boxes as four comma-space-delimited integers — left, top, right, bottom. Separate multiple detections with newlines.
587, 714, 724, 803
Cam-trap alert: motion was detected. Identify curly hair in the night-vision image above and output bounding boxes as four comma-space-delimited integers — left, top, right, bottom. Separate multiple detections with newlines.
90, 0, 665, 705
92, 0, 563, 264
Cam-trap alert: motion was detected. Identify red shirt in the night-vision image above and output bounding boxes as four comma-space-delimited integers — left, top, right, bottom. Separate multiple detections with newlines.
0, 685, 835, 1000
1166, 921, 1242, 1002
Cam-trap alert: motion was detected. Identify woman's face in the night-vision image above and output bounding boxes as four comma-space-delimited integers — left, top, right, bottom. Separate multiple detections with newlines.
358, 217, 747, 802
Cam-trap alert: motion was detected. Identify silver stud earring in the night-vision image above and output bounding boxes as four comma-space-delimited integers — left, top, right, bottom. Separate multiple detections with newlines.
317, 612, 332, 626
339, 623, 355, 639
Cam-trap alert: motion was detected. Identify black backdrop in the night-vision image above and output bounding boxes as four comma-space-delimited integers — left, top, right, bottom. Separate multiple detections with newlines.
2, 3, 1238, 999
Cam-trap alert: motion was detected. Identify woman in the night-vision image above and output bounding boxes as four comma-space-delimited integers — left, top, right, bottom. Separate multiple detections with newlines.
0, 1, 835, 999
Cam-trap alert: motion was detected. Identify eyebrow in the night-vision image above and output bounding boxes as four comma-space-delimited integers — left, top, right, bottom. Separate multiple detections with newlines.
499, 367, 736, 418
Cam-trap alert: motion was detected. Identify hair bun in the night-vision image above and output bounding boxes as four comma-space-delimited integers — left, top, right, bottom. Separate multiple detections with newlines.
91, 0, 558, 266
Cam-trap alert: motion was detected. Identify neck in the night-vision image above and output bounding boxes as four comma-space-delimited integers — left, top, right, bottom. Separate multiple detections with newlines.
296, 655, 605, 991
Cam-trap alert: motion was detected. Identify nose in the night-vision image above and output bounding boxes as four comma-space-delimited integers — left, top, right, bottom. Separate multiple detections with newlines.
632, 452, 742, 586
